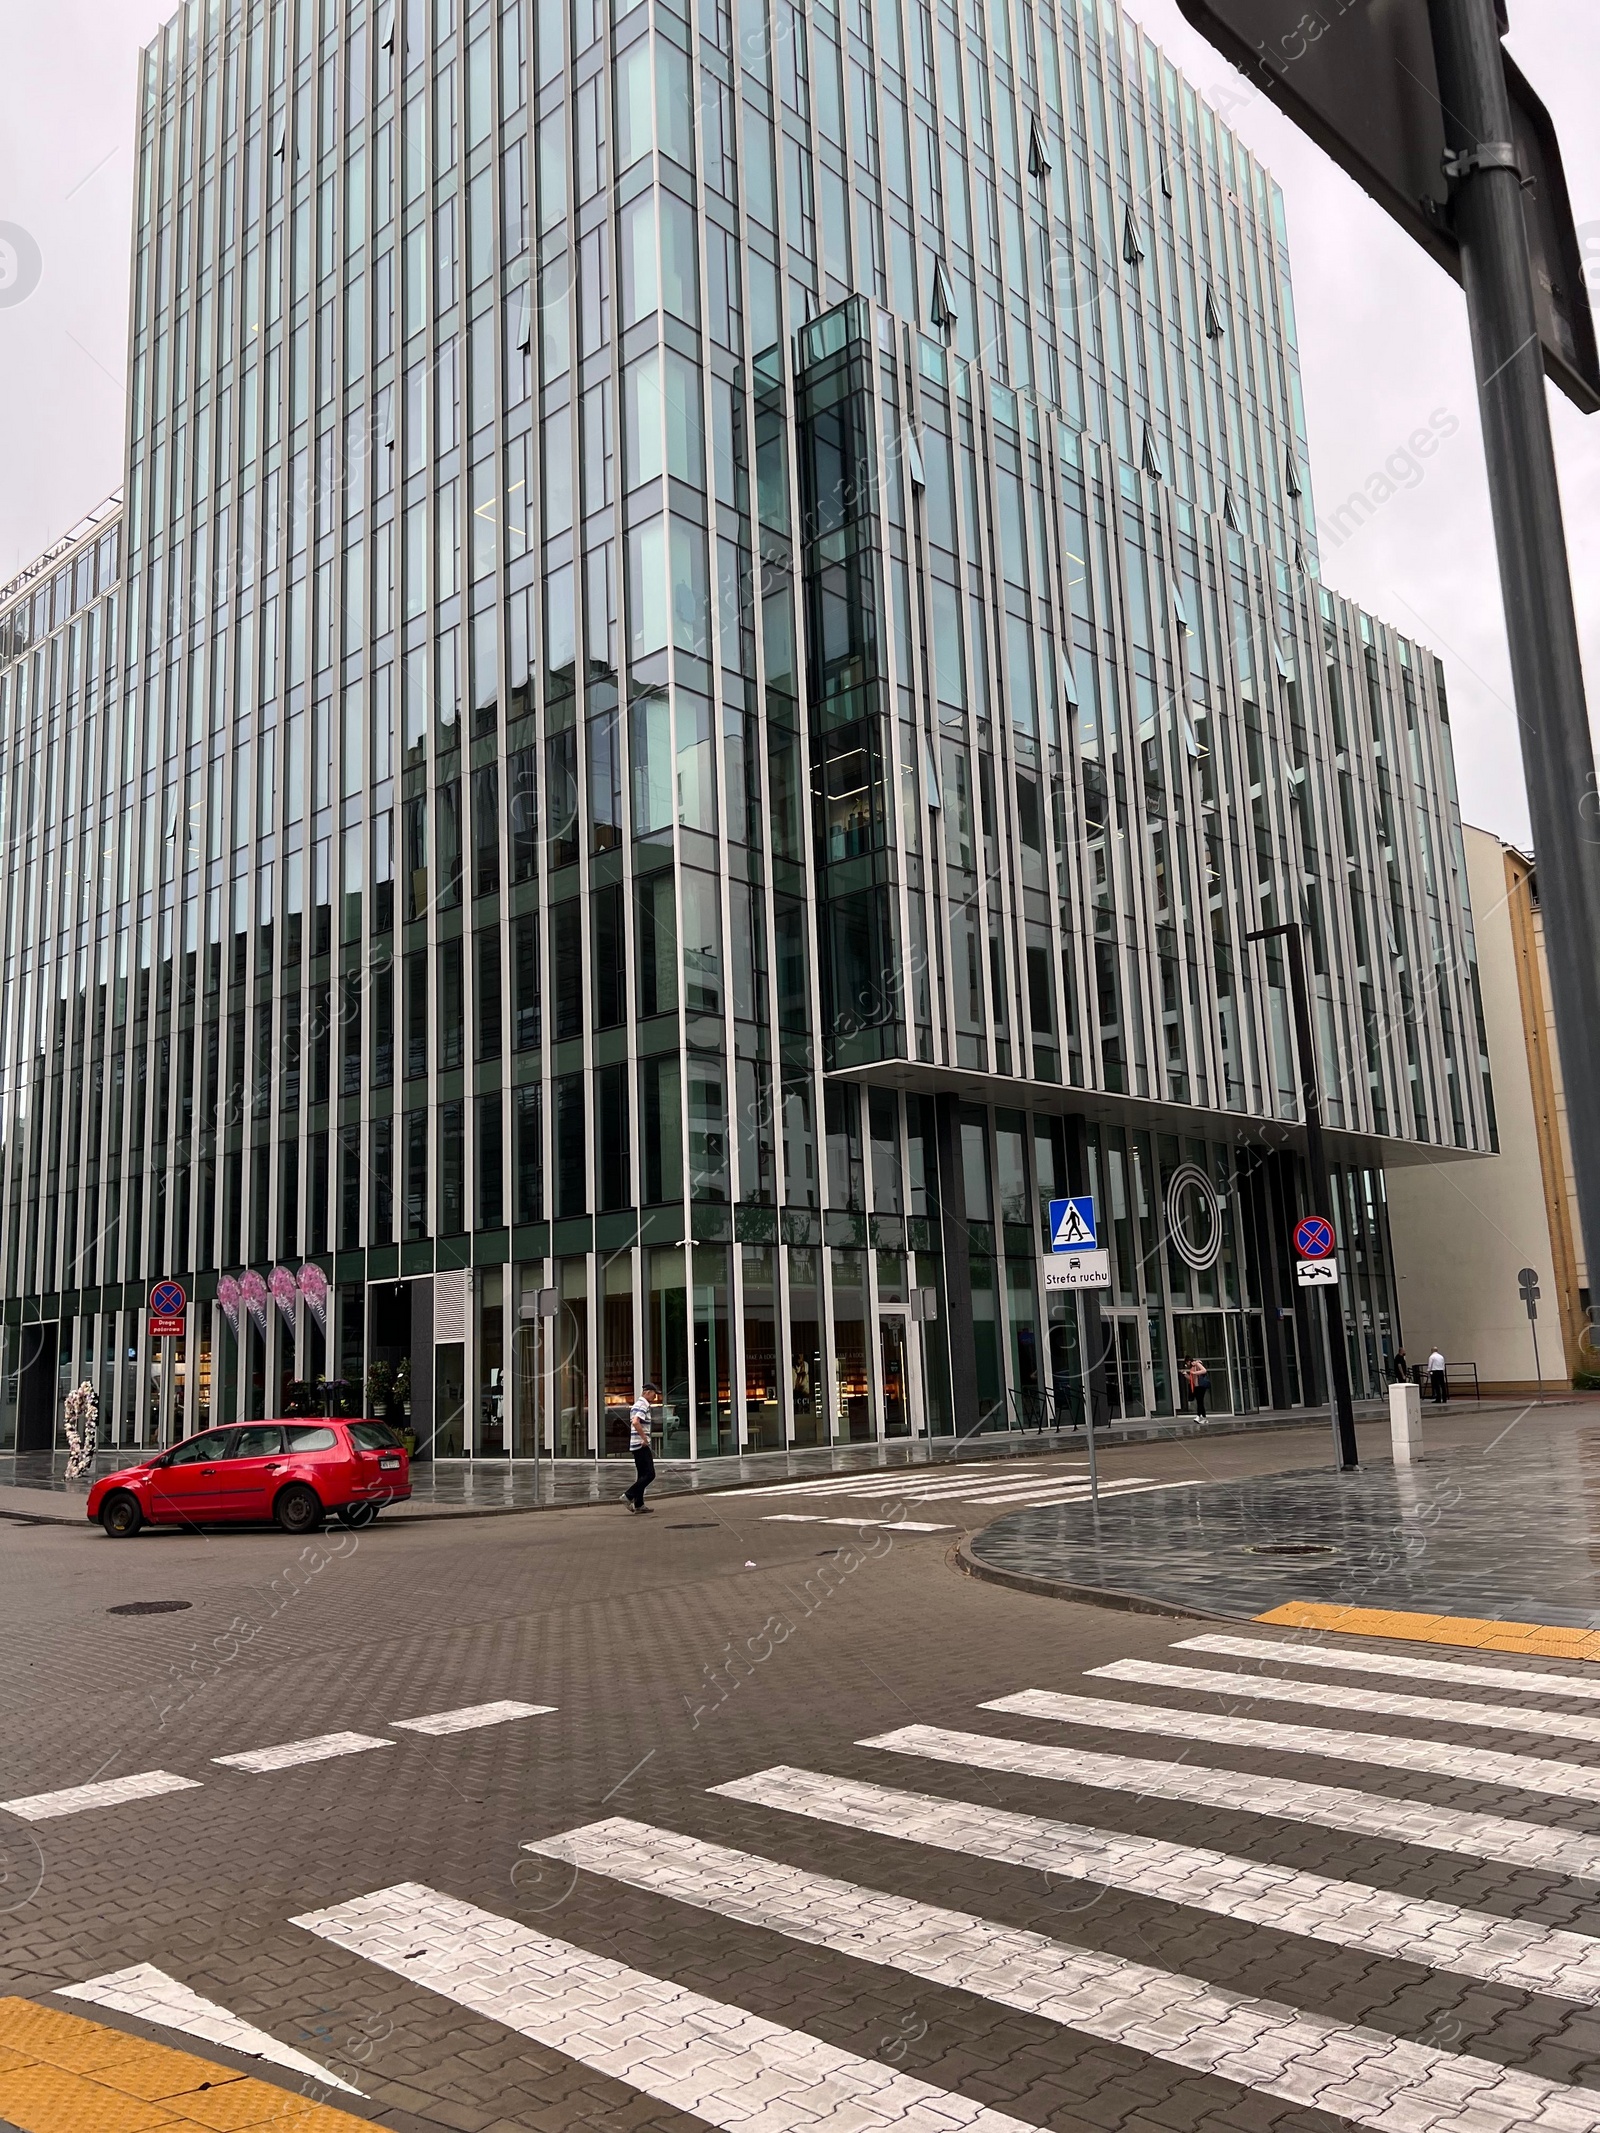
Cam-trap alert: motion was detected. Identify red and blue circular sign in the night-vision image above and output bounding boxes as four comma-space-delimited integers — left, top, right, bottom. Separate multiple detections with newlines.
1293, 1216, 1335, 1261
149, 1281, 187, 1317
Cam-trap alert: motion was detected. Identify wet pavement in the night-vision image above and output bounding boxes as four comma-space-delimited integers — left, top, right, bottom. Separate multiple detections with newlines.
0, 1398, 1396, 1524
967, 1400, 1600, 1628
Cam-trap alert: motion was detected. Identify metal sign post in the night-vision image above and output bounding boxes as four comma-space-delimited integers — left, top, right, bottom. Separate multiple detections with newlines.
1425, 0, 1600, 1337
1045, 1195, 1105, 1504
1517, 1266, 1544, 1401
1180, 0, 1600, 1390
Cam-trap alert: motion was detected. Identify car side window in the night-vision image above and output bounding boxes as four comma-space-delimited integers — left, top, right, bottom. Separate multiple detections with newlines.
229, 1426, 285, 1457
348, 1422, 401, 1450
283, 1425, 337, 1451
167, 1431, 231, 1466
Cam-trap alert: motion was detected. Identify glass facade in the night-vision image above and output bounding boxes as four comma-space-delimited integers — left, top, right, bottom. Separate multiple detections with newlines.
0, 0, 1491, 1455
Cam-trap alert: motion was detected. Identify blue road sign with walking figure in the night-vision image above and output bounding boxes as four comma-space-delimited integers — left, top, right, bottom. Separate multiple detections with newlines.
1048, 1197, 1098, 1252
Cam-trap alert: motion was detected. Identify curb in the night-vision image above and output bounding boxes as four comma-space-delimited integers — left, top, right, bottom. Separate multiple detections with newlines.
954, 1533, 1244, 1622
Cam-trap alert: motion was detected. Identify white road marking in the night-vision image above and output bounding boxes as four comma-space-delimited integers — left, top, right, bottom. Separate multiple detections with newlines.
61, 1963, 363, 2094
940, 1478, 1163, 1503
292, 1880, 1046, 2133
1177, 1631, 1600, 1702
524, 1817, 1600, 2133
749, 1473, 1161, 1510
864, 1722, 1600, 1882
985, 1689, 1600, 1804
753, 1463, 1083, 1497
712, 1764, 1600, 2001
0, 1771, 201, 1821
212, 1731, 394, 1772
1090, 1657, 1600, 1745
390, 1700, 556, 1735
760, 1514, 954, 1532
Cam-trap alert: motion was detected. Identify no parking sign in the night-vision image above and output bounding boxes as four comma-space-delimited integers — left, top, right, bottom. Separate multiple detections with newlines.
149, 1280, 187, 1337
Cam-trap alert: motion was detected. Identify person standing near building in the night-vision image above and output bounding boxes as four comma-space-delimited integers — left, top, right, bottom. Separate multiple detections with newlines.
625, 1388, 657, 1513
1427, 1347, 1448, 1405
1188, 1356, 1211, 1422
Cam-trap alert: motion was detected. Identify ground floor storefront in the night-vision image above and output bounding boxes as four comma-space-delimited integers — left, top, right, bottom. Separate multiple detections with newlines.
1, 1095, 1408, 1457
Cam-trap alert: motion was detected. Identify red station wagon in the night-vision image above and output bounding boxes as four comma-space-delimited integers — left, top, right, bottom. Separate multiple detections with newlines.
86, 1419, 411, 1538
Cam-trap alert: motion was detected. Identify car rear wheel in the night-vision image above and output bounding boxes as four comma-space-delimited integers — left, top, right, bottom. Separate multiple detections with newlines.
274, 1483, 324, 1535
336, 1502, 379, 1529
99, 1492, 142, 1539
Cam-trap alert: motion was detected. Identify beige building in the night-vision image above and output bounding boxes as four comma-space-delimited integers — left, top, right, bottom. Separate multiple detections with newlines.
1388, 825, 1589, 1395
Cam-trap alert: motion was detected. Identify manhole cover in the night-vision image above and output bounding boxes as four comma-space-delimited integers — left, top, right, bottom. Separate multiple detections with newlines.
1247, 1543, 1335, 1557
107, 1599, 193, 1615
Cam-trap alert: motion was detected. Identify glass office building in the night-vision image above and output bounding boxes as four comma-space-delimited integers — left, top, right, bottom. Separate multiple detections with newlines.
0, 0, 1492, 1456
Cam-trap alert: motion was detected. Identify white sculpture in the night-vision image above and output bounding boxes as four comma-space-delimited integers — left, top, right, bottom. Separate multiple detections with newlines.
63, 1379, 100, 1481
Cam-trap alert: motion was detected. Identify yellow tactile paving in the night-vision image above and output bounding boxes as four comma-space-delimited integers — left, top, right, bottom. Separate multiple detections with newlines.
1257, 1600, 1600, 1661
0, 2065, 180, 2133
0, 2000, 370, 2133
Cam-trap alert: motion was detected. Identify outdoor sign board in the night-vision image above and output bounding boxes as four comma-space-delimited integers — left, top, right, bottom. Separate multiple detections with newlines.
1043, 1252, 1111, 1292
149, 1280, 187, 1338
1173, 0, 1600, 411
1047, 1197, 1098, 1251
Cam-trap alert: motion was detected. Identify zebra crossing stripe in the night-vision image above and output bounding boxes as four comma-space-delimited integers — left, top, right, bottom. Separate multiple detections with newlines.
523, 1817, 1600, 2133
0, 1771, 201, 1820
1089, 1658, 1600, 1745
710, 1765, 1600, 2002
390, 1701, 556, 1735
761, 1515, 954, 1532
938, 1477, 1160, 1503
861, 1722, 1600, 1882
983, 1689, 1600, 1803
291, 1880, 1045, 2133
212, 1732, 395, 1772
756, 1464, 1080, 1497
1177, 1632, 1600, 1702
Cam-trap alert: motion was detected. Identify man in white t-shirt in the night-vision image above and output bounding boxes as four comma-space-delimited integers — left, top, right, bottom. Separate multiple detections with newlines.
1427, 1348, 1447, 1405
624, 1389, 657, 1513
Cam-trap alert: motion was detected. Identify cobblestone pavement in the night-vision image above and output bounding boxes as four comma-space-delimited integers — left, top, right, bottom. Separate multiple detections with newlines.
0, 1396, 1566, 1527
967, 1401, 1600, 1628
10, 1426, 1600, 2132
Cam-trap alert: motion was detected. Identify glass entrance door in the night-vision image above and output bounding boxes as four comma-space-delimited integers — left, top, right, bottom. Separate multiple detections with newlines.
1226, 1312, 1268, 1413
1172, 1311, 1229, 1419
879, 1313, 910, 1437
1102, 1311, 1149, 1420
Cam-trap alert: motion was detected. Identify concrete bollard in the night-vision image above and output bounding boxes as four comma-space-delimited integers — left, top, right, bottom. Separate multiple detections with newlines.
1389, 1380, 1423, 1466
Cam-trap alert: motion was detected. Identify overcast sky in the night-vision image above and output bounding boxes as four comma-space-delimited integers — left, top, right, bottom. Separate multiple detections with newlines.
2, 0, 1597, 850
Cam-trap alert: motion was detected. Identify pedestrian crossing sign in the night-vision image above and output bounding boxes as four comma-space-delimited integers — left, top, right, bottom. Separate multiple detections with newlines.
1048, 1196, 1098, 1252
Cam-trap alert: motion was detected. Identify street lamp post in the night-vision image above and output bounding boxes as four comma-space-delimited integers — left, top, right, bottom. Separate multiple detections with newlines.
1245, 921, 1359, 1471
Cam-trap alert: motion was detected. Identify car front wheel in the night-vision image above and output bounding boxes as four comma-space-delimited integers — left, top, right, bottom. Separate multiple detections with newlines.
99, 1492, 143, 1539
273, 1482, 324, 1535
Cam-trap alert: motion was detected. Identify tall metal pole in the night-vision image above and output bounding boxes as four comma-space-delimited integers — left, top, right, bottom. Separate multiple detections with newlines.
1247, 922, 1358, 1469
1426, 0, 1600, 1319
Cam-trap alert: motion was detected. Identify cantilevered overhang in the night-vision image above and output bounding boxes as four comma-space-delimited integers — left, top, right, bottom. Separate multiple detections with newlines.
824, 1058, 1495, 1173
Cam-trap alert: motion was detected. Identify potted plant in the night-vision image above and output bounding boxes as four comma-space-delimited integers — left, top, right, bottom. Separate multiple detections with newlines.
392, 1359, 415, 1455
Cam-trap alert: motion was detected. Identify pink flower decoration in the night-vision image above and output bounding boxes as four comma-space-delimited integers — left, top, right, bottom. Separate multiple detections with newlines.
218, 1275, 241, 1311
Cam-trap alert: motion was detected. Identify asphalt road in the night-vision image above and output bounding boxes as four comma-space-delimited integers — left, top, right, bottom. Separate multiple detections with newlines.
8, 1435, 1600, 2133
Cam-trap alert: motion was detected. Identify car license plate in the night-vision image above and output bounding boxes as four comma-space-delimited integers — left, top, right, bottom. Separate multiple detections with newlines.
379, 1455, 400, 1469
